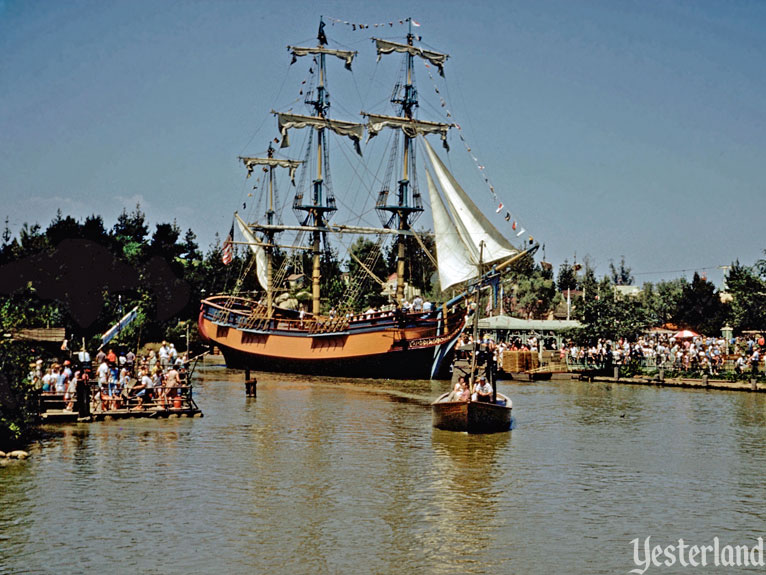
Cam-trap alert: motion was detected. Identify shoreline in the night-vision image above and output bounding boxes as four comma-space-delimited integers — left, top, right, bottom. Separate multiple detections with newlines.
508, 371, 766, 393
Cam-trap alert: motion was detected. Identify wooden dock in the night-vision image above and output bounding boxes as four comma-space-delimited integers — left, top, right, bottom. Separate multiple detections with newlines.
37, 389, 203, 423
41, 406, 202, 423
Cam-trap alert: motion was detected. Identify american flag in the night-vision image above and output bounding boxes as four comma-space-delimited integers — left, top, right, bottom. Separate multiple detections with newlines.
222, 223, 234, 265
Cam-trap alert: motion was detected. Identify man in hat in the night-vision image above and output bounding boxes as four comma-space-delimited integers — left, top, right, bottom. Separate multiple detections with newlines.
474, 376, 493, 403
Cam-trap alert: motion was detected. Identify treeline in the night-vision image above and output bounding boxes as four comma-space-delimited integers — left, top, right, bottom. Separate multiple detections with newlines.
0, 205, 234, 448
0, 205, 234, 349
510, 256, 766, 344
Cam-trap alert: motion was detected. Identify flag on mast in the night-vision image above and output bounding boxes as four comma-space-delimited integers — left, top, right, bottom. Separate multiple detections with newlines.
222, 222, 234, 265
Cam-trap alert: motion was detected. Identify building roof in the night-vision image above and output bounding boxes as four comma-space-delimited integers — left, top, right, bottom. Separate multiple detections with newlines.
478, 315, 581, 331
11, 327, 66, 342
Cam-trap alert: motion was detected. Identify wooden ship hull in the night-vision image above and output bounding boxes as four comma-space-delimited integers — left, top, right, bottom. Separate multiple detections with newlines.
431, 392, 512, 433
198, 295, 466, 379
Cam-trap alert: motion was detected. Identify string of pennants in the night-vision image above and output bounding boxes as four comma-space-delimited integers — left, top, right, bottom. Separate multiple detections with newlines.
325, 16, 420, 30
421, 58, 532, 244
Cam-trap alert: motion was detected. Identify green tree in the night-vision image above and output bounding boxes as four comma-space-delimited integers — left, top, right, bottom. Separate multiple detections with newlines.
0, 291, 58, 449
609, 255, 634, 286
725, 262, 766, 331
573, 274, 648, 344
514, 269, 560, 319
557, 259, 578, 292
640, 278, 686, 327
385, 230, 436, 294
81, 214, 110, 245
112, 204, 149, 264
46, 209, 81, 245
675, 272, 725, 335
181, 228, 202, 262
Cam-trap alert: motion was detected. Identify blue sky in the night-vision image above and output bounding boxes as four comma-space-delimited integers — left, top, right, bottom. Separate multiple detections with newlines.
2, 0, 764, 287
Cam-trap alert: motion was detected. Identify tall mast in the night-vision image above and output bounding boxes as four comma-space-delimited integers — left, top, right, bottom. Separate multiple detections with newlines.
281, 17, 362, 316
387, 19, 420, 305
302, 20, 330, 316
266, 145, 276, 317
239, 152, 302, 318
368, 19, 450, 306
468, 241, 485, 396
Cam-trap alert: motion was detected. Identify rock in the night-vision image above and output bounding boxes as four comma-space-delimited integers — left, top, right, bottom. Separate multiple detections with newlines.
8, 450, 29, 459
0, 451, 6, 458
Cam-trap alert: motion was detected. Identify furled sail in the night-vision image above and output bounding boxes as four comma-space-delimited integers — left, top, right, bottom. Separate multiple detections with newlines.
363, 113, 452, 150
421, 136, 518, 267
373, 38, 448, 76
235, 212, 268, 291
287, 46, 356, 71
425, 169, 477, 290
276, 112, 364, 155
239, 156, 302, 185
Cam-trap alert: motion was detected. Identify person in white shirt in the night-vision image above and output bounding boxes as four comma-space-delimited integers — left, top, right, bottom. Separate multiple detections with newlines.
472, 376, 493, 403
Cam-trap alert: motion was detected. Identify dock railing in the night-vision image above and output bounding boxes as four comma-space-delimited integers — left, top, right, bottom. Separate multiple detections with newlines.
37, 382, 200, 419
563, 355, 764, 380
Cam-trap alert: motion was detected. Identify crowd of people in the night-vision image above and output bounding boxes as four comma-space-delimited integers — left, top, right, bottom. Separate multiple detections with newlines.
560, 333, 765, 376
31, 341, 191, 412
456, 330, 766, 377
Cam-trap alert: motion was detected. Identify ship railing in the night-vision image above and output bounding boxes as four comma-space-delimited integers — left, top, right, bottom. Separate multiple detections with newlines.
308, 317, 351, 334
202, 297, 260, 326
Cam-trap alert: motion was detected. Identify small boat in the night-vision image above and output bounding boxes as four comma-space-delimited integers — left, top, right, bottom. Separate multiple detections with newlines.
431, 245, 514, 433
431, 392, 512, 434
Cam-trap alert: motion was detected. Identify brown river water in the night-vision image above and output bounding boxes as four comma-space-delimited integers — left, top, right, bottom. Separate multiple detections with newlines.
2, 358, 766, 574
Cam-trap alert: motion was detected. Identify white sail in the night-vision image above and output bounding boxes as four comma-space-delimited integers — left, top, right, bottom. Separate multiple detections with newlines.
372, 38, 448, 76
421, 137, 518, 266
425, 168, 477, 290
239, 156, 302, 185
288, 46, 356, 70
276, 112, 364, 155
235, 213, 269, 291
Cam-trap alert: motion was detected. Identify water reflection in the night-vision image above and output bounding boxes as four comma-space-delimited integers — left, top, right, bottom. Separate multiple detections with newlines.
2, 363, 766, 574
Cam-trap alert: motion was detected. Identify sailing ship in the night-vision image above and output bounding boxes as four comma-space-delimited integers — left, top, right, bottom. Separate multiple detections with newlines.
198, 18, 534, 379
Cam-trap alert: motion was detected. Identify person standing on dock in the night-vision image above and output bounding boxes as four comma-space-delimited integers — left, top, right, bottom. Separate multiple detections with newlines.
163, 366, 179, 407
158, 341, 170, 370
64, 371, 78, 411
751, 348, 761, 376
97, 358, 109, 390
125, 349, 135, 375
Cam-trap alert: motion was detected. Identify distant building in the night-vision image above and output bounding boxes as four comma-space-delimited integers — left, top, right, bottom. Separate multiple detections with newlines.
614, 285, 641, 299
380, 273, 420, 301
286, 273, 306, 290
478, 315, 581, 349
